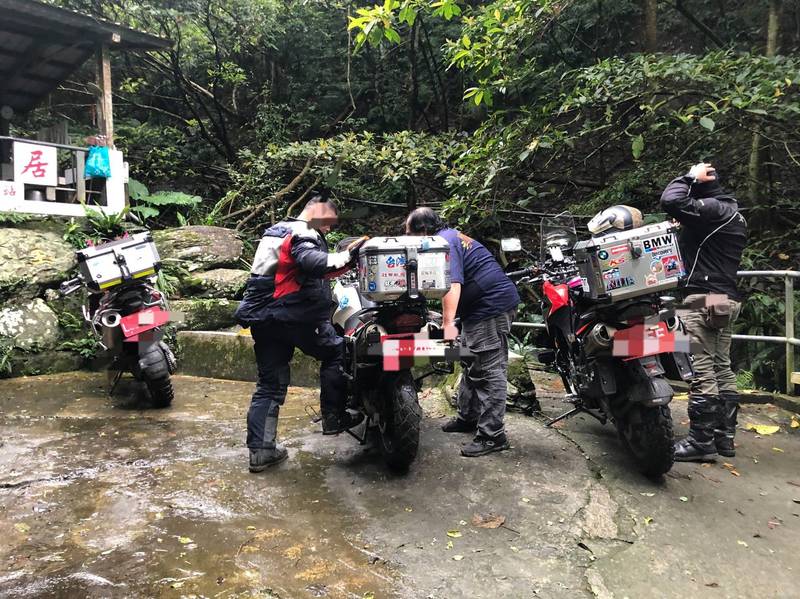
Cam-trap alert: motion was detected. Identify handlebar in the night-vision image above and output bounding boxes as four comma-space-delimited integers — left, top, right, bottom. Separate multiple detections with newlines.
59, 276, 83, 296
506, 266, 539, 280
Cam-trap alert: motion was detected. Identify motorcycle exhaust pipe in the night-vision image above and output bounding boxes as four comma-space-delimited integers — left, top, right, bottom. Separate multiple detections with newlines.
584, 323, 617, 355
100, 311, 121, 328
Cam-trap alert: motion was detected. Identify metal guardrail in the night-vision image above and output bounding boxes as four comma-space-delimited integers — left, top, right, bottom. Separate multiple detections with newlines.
512, 270, 800, 394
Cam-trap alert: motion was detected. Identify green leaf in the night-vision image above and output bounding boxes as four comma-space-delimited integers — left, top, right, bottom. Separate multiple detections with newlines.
130, 205, 160, 219
141, 191, 202, 207
699, 116, 715, 131
384, 27, 401, 44
631, 134, 644, 159
128, 178, 149, 201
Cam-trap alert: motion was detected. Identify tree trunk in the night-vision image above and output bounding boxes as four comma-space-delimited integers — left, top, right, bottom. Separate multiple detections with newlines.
747, 0, 781, 202
407, 20, 420, 130
643, 0, 658, 52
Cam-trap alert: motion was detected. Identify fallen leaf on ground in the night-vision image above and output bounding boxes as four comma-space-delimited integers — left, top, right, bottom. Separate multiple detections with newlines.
171, 582, 184, 589
405, 507, 413, 512
178, 536, 193, 545
773, 447, 784, 453
246, 526, 256, 531
673, 393, 689, 401
14, 523, 30, 534
791, 417, 799, 429
679, 496, 689, 502
737, 540, 749, 548
472, 513, 506, 529
768, 521, 781, 529
640, 492, 655, 497
521, 497, 530, 503
446, 540, 453, 550
722, 463, 735, 470
364, 593, 375, 599
453, 555, 464, 561
730, 470, 741, 477
745, 423, 780, 435
644, 517, 654, 525
706, 582, 720, 588
447, 530, 462, 538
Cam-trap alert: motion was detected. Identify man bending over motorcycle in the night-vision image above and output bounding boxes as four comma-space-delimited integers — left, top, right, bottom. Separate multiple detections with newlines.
235, 194, 365, 472
406, 208, 520, 457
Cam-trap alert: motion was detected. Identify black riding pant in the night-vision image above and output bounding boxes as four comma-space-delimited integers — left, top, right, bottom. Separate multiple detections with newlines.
247, 320, 346, 448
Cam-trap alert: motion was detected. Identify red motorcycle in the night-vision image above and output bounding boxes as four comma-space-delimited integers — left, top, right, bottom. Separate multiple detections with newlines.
506, 214, 693, 477
60, 232, 176, 406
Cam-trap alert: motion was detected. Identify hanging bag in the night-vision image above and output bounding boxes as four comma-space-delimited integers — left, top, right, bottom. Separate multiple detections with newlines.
85, 145, 111, 179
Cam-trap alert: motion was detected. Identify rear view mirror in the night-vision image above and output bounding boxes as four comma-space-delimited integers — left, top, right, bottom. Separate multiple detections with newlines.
501, 238, 522, 252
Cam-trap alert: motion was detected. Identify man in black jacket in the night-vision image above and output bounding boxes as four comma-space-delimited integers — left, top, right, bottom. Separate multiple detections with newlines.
235, 195, 364, 472
660, 163, 747, 462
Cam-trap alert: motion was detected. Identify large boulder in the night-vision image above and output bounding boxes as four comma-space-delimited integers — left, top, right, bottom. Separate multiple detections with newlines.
182, 268, 249, 299
0, 298, 61, 350
0, 228, 76, 301
153, 226, 243, 272
170, 298, 240, 331
10, 350, 83, 377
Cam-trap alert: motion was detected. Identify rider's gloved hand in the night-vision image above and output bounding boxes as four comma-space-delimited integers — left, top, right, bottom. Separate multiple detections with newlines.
327, 251, 352, 269
687, 162, 716, 183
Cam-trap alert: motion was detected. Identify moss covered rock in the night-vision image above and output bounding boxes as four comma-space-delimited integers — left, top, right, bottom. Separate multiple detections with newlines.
10, 350, 83, 377
177, 330, 318, 385
170, 298, 240, 331
182, 268, 249, 299
153, 226, 243, 272
0, 228, 76, 301
0, 298, 61, 350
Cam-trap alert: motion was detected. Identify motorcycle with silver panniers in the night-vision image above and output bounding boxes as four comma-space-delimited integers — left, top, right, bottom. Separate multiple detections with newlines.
330, 235, 464, 471
59, 232, 177, 406
505, 207, 694, 477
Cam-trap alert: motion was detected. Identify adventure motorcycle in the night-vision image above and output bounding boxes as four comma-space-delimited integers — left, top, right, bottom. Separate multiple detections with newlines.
506, 214, 693, 477
60, 232, 176, 407
330, 235, 463, 471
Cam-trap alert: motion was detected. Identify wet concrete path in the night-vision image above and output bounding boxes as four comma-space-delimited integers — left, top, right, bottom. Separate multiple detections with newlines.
1, 373, 798, 598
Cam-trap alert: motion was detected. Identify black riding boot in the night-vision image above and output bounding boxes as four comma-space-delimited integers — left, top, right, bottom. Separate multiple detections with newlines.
674, 395, 719, 462
714, 392, 740, 457
249, 403, 288, 472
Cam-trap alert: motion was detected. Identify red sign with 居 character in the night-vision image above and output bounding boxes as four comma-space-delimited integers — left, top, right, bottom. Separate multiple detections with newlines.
13, 142, 57, 187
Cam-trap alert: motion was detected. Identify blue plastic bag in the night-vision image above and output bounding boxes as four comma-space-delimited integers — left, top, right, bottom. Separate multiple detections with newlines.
85, 145, 111, 179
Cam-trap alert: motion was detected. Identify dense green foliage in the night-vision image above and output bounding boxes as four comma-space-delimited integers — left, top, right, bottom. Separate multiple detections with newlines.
15, 0, 800, 389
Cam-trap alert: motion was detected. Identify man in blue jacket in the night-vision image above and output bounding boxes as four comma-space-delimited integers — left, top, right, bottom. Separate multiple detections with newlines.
235, 195, 364, 472
406, 208, 520, 457
661, 163, 747, 462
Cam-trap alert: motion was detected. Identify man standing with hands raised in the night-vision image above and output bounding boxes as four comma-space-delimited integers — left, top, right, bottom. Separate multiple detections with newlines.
660, 163, 747, 462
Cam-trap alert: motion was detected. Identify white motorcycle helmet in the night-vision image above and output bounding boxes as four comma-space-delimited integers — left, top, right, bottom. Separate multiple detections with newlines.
587, 205, 643, 235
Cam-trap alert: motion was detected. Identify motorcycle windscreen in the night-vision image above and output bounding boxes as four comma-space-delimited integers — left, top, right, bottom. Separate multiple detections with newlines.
540, 213, 577, 262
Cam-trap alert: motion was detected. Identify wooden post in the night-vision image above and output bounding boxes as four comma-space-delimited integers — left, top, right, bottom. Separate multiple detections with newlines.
95, 44, 114, 148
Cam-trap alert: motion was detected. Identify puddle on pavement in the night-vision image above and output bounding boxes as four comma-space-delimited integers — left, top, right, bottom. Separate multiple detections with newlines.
0, 373, 397, 598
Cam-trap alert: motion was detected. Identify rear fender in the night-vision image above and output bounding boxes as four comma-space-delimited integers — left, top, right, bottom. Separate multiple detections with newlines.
623, 356, 672, 407
660, 351, 694, 382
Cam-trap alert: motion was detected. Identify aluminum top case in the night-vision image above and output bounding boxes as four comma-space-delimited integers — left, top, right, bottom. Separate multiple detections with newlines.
76, 232, 161, 292
357, 235, 451, 301
573, 221, 685, 303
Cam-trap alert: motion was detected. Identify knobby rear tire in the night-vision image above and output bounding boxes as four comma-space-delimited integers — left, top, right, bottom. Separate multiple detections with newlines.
616, 404, 675, 477
378, 371, 422, 472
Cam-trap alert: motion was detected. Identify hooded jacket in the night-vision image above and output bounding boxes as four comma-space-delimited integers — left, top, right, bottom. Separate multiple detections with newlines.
660, 176, 747, 301
234, 218, 336, 325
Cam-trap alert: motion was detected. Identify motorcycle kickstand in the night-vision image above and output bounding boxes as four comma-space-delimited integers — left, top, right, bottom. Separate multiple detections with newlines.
546, 404, 607, 427
345, 414, 371, 445
108, 370, 123, 397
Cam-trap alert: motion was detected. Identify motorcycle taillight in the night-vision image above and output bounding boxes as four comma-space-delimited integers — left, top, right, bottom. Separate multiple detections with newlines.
392, 313, 423, 333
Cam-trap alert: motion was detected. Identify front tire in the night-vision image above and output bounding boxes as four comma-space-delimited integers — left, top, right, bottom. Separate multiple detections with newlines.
616, 404, 674, 477
378, 371, 422, 472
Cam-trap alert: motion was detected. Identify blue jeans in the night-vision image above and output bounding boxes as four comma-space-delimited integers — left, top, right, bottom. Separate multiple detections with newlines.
247, 320, 346, 448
